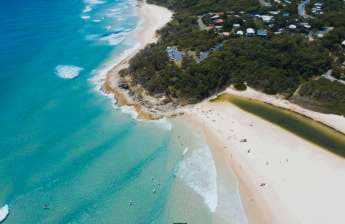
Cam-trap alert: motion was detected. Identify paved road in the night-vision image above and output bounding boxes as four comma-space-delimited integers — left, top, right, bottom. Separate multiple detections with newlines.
197, 16, 211, 31
298, 0, 310, 17
258, 0, 272, 7
322, 70, 345, 85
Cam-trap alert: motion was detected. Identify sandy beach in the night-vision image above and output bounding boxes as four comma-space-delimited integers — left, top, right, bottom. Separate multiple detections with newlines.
101, 1, 345, 223
187, 99, 345, 224
224, 87, 345, 134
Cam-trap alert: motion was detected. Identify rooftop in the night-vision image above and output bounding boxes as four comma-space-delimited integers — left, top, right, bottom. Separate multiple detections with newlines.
166, 47, 183, 62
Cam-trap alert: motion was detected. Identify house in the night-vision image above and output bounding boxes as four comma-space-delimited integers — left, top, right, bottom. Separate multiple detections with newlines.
261, 15, 273, 23
214, 19, 224, 24
197, 52, 209, 63
236, 30, 244, 35
197, 43, 224, 63
166, 47, 183, 62
289, 24, 297, 29
275, 28, 284, 34
257, 29, 268, 37
233, 23, 241, 28
246, 28, 255, 36
301, 23, 311, 29
269, 11, 280, 15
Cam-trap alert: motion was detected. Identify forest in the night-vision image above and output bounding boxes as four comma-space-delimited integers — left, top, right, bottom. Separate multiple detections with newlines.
121, 0, 345, 114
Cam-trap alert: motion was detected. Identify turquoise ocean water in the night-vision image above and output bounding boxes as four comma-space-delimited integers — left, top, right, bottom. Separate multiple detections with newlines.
0, 0, 247, 223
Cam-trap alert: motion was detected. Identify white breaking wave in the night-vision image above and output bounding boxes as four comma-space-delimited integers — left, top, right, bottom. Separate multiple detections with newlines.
120, 106, 139, 119
105, 12, 118, 18
55, 65, 84, 79
82, 0, 105, 14
99, 33, 126, 46
148, 118, 173, 131
83, 5, 92, 13
85, 34, 98, 41
183, 147, 189, 155
109, 8, 121, 13
86, 32, 127, 46
84, 0, 105, 5
81, 15, 91, 20
90, 42, 140, 89
177, 145, 218, 212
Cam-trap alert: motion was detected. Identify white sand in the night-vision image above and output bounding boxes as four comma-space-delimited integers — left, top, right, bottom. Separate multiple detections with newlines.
100, 0, 172, 118
99, 0, 172, 84
102, 2, 345, 223
134, 0, 172, 47
224, 87, 345, 134
187, 100, 345, 224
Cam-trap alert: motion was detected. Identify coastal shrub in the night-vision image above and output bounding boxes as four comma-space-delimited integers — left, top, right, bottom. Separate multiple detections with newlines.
297, 78, 345, 115
234, 83, 247, 91
124, 0, 345, 115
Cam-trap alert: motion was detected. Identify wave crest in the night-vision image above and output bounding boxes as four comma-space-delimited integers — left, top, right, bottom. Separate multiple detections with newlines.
176, 145, 218, 212
55, 65, 84, 79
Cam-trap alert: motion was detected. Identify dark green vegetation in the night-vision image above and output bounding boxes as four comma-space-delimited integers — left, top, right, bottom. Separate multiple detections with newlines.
121, 0, 345, 113
306, 0, 345, 77
307, 0, 345, 48
234, 83, 247, 91
293, 78, 345, 115
148, 0, 261, 14
216, 94, 345, 157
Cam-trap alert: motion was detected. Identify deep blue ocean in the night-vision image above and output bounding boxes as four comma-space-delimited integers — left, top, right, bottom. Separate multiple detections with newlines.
0, 0, 247, 223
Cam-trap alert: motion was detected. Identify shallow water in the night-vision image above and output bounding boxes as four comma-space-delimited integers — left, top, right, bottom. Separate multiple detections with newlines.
0, 0, 247, 223
216, 94, 345, 158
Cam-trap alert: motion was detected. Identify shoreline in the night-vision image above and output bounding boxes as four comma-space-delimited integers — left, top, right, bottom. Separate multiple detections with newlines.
99, 0, 345, 134
100, 1, 345, 223
101, 0, 177, 120
222, 87, 345, 135
186, 100, 345, 224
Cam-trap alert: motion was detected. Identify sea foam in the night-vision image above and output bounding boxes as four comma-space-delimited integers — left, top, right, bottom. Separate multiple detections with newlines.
177, 144, 218, 212
55, 65, 84, 79
82, 0, 105, 14
99, 33, 126, 46
148, 118, 173, 131
83, 5, 92, 13
81, 15, 91, 20
84, 0, 105, 5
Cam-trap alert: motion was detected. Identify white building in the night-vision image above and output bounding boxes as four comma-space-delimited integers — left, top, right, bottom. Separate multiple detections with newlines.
211, 15, 220, 19
246, 28, 255, 36
289, 24, 297, 29
261, 15, 273, 23
236, 30, 244, 35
